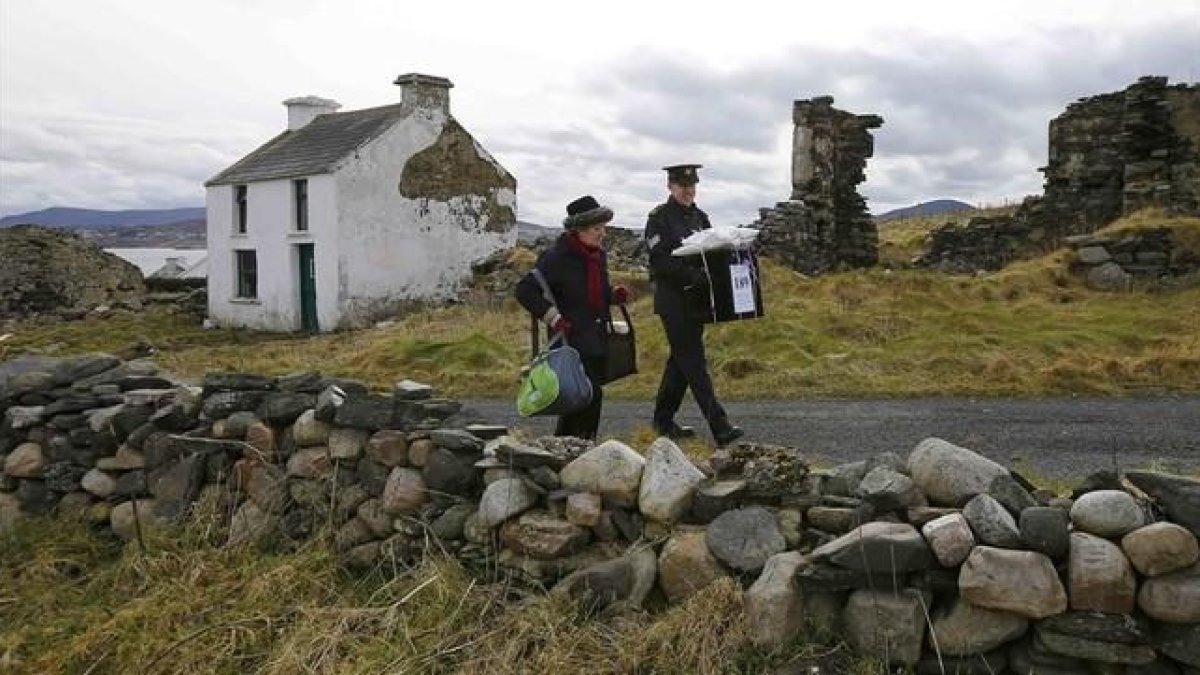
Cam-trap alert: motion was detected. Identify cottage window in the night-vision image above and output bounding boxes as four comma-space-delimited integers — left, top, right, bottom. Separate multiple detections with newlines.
234, 185, 248, 234
235, 250, 257, 298
293, 179, 308, 231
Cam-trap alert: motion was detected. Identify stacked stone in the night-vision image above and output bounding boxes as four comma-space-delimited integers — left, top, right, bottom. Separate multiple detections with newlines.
1064, 227, 1192, 291
752, 200, 835, 274
916, 214, 1040, 272
751, 96, 882, 275
1034, 76, 1199, 241
742, 438, 1200, 673
914, 77, 1198, 274
0, 354, 179, 524
5, 361, 1200, 673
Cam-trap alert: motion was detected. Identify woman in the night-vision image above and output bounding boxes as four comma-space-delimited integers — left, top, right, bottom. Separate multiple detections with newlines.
515, 195, 630, 439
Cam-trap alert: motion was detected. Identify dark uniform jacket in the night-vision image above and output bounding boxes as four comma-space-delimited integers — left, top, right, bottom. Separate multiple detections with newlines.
645, 196, 712, 318
514, 233, 613, 359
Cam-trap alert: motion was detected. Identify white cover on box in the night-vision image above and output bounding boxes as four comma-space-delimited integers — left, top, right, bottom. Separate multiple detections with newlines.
671, 226, 761, 256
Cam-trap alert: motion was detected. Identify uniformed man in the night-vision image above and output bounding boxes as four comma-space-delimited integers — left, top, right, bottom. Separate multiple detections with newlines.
644, 164, 744, 446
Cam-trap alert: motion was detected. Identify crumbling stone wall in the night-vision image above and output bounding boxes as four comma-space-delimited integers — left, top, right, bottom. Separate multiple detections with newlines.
1037, 76, 1200, 237
753, 97, 883, 274
920, 77, 1200, 272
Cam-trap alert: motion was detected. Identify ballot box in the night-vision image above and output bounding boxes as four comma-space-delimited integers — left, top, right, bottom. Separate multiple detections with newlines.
680, 247, 764, 324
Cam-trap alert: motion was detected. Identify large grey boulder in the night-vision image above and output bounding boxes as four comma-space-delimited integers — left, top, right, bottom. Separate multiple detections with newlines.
745, 551, 808, 647
1068, 532, 1136, 614
810, 521, 932, 573
1121, 522, 1199, 577
962, 493, 1022, 548
907, 437, 1008, 506
1070, 489, 1145, 538
476, 477, 539, 528
637, 437, 704, 523
959, 546, 1067, 619
1137, 562, 1200, 623
559, 440, 645, 508
706, 506, 786, 574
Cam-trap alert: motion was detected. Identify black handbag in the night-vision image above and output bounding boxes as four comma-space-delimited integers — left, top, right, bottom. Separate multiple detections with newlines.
603, 303, 637, 384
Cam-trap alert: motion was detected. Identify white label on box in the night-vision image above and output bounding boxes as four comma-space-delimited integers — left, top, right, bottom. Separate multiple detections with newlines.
730, 263, 756, 313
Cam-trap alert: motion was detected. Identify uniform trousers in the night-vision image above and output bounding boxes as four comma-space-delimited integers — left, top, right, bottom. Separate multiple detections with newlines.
652, 311, 727, 431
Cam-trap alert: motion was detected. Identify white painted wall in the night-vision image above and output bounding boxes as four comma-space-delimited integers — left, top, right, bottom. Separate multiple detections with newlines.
207, 105, 514, 332
333, 111, 516, 328
206, 175, 338, 331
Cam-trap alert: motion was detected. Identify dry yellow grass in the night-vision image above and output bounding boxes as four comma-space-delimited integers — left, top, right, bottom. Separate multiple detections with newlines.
5, 210, 1199, 399
0, 510, 876, 675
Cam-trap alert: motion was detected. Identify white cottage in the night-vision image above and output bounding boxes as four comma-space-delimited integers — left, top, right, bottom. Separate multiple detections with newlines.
205, 73, 517, 332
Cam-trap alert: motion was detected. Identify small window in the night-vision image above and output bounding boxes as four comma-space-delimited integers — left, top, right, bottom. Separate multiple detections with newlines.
293, 179, 308, 231
235, 250, 257, 298
234, 185, 248, 234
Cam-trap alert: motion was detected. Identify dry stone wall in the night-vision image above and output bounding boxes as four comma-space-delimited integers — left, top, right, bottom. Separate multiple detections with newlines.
3, 356, 1199, 673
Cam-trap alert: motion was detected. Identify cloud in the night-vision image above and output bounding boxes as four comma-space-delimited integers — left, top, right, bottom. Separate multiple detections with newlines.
2, 4, 1196, 231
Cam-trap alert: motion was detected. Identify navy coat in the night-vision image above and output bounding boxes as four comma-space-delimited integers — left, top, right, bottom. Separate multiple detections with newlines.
514, 233, 614, 359
645, 197, 712, 319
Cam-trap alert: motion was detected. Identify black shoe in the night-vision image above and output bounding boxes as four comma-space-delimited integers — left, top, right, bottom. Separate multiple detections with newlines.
713, 425, 744, 447
653, 421, 696, 440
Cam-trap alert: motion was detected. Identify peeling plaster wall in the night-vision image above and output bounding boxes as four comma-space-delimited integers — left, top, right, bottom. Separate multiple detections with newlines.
333, 111, 516, 329
206, 175, 339, 331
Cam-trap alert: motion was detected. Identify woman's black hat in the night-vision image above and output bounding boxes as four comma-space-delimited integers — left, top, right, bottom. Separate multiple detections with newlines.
563, 195, 614, 229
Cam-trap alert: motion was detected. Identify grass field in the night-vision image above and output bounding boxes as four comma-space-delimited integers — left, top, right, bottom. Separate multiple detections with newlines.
5, 212, 1198, 399
3, 211, 1198, 674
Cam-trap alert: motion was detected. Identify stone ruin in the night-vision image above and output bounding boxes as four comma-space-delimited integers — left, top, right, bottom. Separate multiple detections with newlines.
0, 225, 146, 320
4, 355, 1200, 672
752, 96, 884, 275
920, 76, 1200, 273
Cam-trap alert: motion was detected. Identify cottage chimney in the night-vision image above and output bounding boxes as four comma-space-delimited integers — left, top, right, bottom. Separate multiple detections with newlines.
283, 96, 341, 131
394, 73, 453, 115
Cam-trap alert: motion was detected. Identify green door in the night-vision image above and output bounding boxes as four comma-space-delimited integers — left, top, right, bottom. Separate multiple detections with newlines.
298, 244, 318, 332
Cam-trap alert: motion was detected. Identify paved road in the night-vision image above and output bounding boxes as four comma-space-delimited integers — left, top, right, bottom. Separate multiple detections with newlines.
464, 395, 1200, 480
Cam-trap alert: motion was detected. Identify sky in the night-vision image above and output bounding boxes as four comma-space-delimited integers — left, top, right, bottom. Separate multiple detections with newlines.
1, 0, 1198, 229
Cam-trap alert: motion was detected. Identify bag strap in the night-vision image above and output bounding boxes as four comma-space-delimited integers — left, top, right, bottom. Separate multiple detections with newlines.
529, 267, 564, 357
607, 303, 634, 338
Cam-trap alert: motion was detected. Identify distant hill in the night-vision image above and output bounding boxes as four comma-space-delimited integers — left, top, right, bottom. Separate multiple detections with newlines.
0, 209, 552, 248
0, 206, 206, 228
876, 199, 975, 222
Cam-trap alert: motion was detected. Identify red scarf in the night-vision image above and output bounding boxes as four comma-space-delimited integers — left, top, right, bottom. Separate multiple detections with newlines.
565, 231, 604, 311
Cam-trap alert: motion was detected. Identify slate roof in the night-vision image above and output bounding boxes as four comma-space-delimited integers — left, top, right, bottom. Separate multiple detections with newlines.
206, 104, 409, 186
